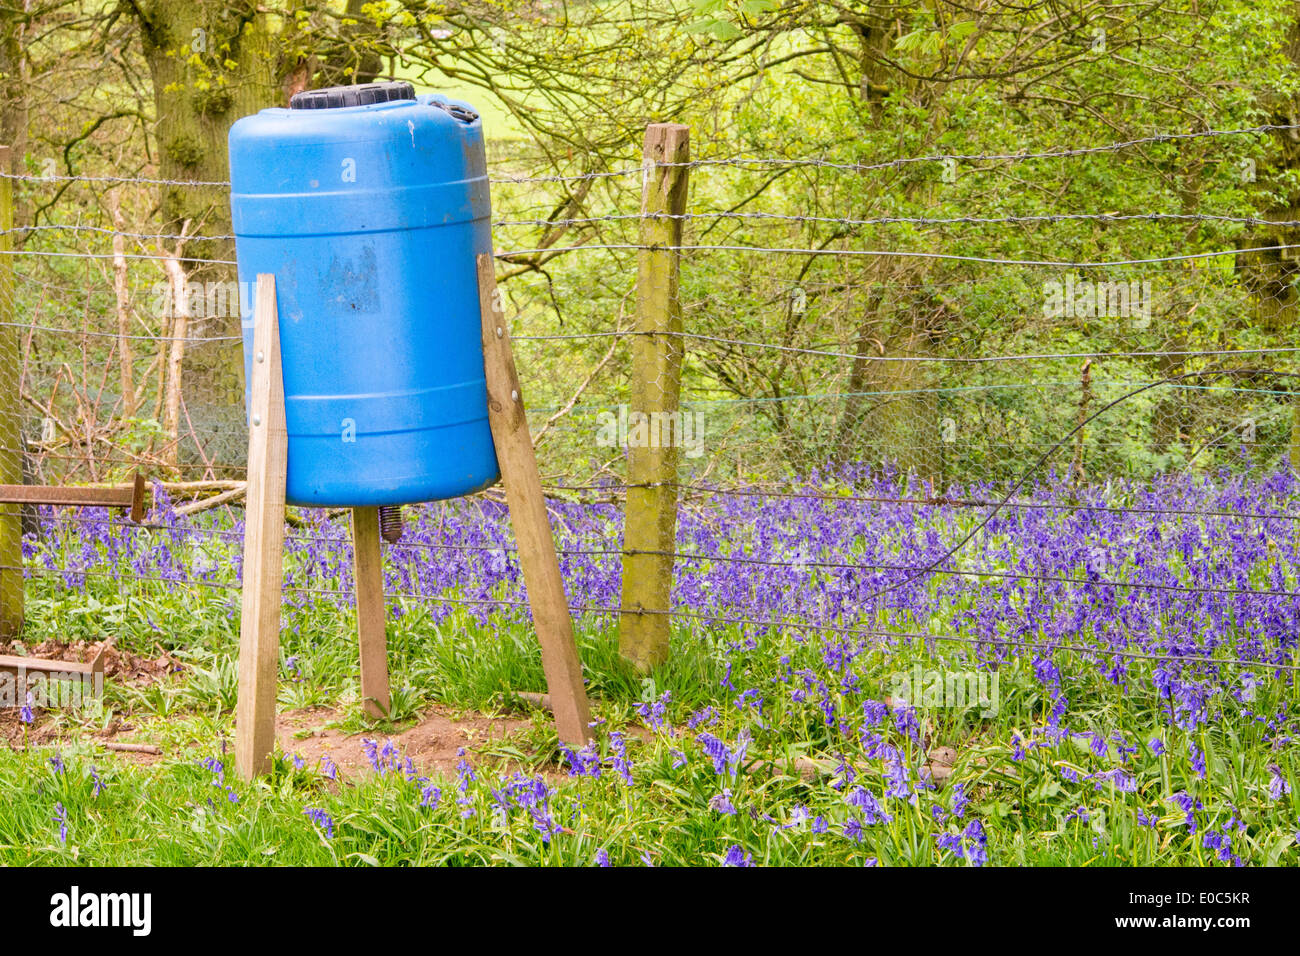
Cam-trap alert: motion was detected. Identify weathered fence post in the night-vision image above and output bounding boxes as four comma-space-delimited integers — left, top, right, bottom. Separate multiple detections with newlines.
0, 146, 23, 639
619, 124, 689, 671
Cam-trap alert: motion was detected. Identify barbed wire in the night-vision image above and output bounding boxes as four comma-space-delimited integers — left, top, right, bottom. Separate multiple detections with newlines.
0, 248, 238, 265
496, 210, 1300, 230
1, 224, 237, 242
0, 319, 243, 343
511, 329, 1300, 365
489, 123, 1300, 183
11, 311, 1292, 366
13, 211, 1300, 243
494, 241, 1300, 267
13, 240, 1293, 269
0, 172, 232, 187
5, 121, 1297, 191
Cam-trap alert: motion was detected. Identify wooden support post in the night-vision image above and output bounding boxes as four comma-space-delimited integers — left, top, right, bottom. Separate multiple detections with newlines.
476, 253, 592, 745
0, 145, 22, 639
235, 274, 287, 779
618, 123, 689, 672
351, 506, 390, 718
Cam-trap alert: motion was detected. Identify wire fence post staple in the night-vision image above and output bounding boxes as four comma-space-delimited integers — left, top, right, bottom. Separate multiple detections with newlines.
619, 123, 689, 672
0, 146, 22, 639
235, 274, 287, 779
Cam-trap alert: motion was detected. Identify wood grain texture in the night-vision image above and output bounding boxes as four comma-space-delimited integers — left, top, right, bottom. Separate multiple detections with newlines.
477, 253, 592, 745
234, 274, 287, 779
351, 506, 391, 718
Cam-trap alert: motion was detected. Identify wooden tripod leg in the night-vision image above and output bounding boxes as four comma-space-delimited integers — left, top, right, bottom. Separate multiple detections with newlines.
235, 274, 288, 779
352, 506, 390, 718
476, 254, 593, 745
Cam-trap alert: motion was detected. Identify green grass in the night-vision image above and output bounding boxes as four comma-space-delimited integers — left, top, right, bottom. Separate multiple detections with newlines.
3, 567, 1298, 866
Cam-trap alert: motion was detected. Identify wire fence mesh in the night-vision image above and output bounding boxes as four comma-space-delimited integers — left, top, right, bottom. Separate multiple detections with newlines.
3, 123, 1299, 696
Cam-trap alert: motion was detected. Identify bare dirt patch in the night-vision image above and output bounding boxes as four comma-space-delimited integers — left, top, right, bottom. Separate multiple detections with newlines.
276, 704, 534, 781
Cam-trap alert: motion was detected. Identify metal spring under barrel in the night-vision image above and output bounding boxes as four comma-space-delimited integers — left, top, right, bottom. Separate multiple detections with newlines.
378, 505, 403, 543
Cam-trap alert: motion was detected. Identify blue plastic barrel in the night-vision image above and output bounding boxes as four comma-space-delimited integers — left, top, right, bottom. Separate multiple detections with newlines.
228, 81, 499, 507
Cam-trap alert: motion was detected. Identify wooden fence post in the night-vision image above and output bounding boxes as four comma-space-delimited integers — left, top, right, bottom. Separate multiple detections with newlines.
0, 145, 23, 639
476, 253, 592, 745
618, 123, 689, 671
235, 274, 287, 779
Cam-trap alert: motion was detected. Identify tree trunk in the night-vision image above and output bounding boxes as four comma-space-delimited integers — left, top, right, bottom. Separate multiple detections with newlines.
0, 0, 29, 181
134, 1, 285, 467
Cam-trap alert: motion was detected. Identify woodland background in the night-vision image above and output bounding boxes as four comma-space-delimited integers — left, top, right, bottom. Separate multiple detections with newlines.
2, 0, 1299, 489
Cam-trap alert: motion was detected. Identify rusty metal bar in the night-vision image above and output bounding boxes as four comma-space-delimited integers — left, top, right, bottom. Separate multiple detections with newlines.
0, 471, 147, 522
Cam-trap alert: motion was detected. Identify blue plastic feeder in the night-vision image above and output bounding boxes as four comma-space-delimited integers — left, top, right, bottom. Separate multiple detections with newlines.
228, 81, 499, 507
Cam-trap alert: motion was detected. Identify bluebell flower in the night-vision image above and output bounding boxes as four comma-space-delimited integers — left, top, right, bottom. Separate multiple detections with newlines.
883, 749, 913, 802
709, 789, 737, 815
361, 738, 381, 772
559, 741, 602, 777
687, 706, 718, 730
635, 690, 671, 730
846, 787, 892, 825
1090, 769, 1137, 793
1268, 764, 1290, 801
722, 844, 754, 867
951, 783, 968, 819
720, 663, 735, 692
1010, 734, 1026, 762
303, 807, 334, 839
607, 731, 634, 784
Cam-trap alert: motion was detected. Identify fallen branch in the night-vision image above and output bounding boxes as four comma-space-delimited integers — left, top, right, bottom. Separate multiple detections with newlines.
102, 742, 162, 755
172, 484, 247, 517
506, 690, 552, 712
